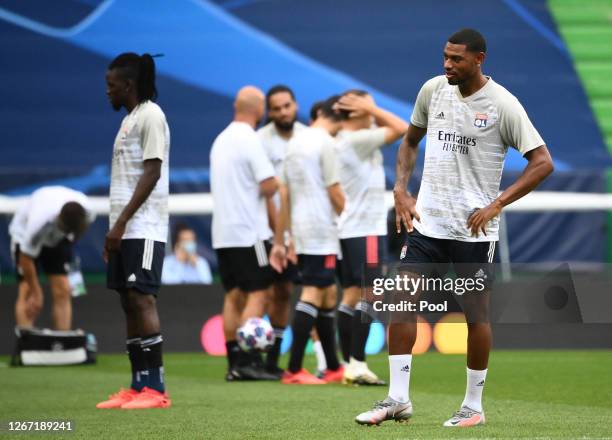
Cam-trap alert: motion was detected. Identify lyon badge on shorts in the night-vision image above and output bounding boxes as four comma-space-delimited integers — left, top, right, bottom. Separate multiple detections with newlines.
474, 113, 488, 128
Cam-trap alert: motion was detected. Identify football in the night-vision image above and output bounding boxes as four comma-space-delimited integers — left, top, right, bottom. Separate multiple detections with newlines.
236, 317, 275, 352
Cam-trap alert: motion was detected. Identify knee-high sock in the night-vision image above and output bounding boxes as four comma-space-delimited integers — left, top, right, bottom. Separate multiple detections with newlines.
288, 302, 318, 373
266, 326, 285, 370
127, 337, 146, 391
351, 301, 375, 362
141, 334, 165, 393
337, 303, 354, 363
316, 307, 340, 371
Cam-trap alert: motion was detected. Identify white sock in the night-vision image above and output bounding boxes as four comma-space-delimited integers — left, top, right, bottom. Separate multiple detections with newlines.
461, 367, 487, 412
313, 340, 327, 371
388, 354, 412, 403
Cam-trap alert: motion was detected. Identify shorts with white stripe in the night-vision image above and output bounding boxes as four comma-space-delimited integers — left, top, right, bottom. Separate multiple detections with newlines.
106, 239, 165, 295
216, 241, 274, 293
399, 229, 497, 288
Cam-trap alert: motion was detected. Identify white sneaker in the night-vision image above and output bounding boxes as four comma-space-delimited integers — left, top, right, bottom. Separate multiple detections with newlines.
343, 358, 385, 386
355, 396, 413, 425
443, 406, 485, 427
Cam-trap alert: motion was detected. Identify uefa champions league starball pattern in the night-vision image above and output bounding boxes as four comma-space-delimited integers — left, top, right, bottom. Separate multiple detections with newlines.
236, 317, 275, 352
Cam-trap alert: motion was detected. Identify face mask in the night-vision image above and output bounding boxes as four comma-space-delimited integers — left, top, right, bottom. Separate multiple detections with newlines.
181, 240, 197, 255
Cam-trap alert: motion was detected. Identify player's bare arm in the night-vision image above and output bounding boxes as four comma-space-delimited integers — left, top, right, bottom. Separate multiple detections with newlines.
270, 184, 291, 273
259, 176, 279, 199
104, 158, 162, 258
327, 182, 345, 216
393, 124, 426, 233
336, 93, 408, 143
467, 145, 553, 237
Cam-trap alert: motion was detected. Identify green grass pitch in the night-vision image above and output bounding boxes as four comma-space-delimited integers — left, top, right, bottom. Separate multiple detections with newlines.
1, 350, 611, 439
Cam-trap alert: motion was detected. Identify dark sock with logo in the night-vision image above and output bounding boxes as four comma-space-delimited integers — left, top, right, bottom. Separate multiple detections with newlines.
288, 302, 318, 373
127, 337, 147, 391
141, 333, 165, 393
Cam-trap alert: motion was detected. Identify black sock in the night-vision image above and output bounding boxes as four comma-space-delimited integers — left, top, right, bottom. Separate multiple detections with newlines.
225, 340, 241, 369
141, 334, 165, 393
266, 326, 285, 370
316, 307, 340, 371
288, 302, 317, 373
127, 337, 146, 391
351, 301, 374, 362
337, 303, 354, 363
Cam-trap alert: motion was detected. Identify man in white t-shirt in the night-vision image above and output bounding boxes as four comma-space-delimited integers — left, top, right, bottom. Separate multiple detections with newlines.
97, 53, 171, 410
333, 90, 408, 385
211, 86, 279, 381
270, 95, 346, 385
257, 85, 307, 377
355, 29, 553, 427
9, 186, 93, 331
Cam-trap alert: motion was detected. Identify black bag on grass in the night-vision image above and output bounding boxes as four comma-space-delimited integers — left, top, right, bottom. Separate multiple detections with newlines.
11, 327, 97, 366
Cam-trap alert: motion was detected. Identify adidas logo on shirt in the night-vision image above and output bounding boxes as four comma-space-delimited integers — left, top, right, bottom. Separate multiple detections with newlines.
435, 111, 445, 120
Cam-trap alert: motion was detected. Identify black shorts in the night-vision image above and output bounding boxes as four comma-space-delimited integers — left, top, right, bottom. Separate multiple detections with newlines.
339, 235, 387, 288
273, 261, 300, 284
298, 254, 337, 287
216, 241, 274, 293
400, 229, 497, 286
14, 240, 73, 281
106, 239, 165, 295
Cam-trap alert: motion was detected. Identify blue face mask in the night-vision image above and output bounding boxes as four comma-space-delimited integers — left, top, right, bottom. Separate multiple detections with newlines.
181, 240, 197, 255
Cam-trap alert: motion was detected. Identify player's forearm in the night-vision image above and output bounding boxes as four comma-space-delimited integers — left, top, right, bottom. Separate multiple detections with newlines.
393, 135, 418, 192
273, 186, 290, 245
115, 162, 161, 226
266, 198, 277, 232
327, 184, 345, 215
495, 146, 554, 209
371, 107, 408, 141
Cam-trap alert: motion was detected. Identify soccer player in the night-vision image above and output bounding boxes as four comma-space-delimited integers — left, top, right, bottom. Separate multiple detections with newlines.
270, 95, 346, 385
211, 86, 279, 381
334, 90, 408, 385
257, 85, 307, 377
9, 186, 92, 331
96, 53, 171, 409
355, 29, 553, 426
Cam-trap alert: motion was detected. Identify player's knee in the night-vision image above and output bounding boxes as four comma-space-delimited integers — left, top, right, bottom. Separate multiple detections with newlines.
128, 291, 156, 313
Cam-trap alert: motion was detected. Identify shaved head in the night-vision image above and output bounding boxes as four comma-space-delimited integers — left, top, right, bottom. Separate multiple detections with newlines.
235, 85, 265, 113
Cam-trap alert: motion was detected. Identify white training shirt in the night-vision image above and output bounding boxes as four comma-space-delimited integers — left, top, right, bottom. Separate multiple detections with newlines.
282, 127, 341, 255
210, 121, 275, 249
258, 121, 307, 210
411, 75, 544, 242
109, 100, 170, 243
9, 186, 94, 257
335, 127, 387, 238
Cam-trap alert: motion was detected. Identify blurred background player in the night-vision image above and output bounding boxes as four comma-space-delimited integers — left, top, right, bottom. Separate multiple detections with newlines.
9, 186, 92, 331
97, 53, 171, 410
210, 86, 279, 381
161, 222, 212, 284
271, 95, 345, 385
257, 85, 306, 377
355, 28, 553, 427
334, 90, 408, 385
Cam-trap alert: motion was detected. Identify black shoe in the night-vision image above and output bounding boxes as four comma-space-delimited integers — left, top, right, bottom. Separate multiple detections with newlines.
265, 365, 284, 380
225, 368, 246, 381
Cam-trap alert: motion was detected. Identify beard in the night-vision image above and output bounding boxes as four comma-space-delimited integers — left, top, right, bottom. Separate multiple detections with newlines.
273, 117, 296, 133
